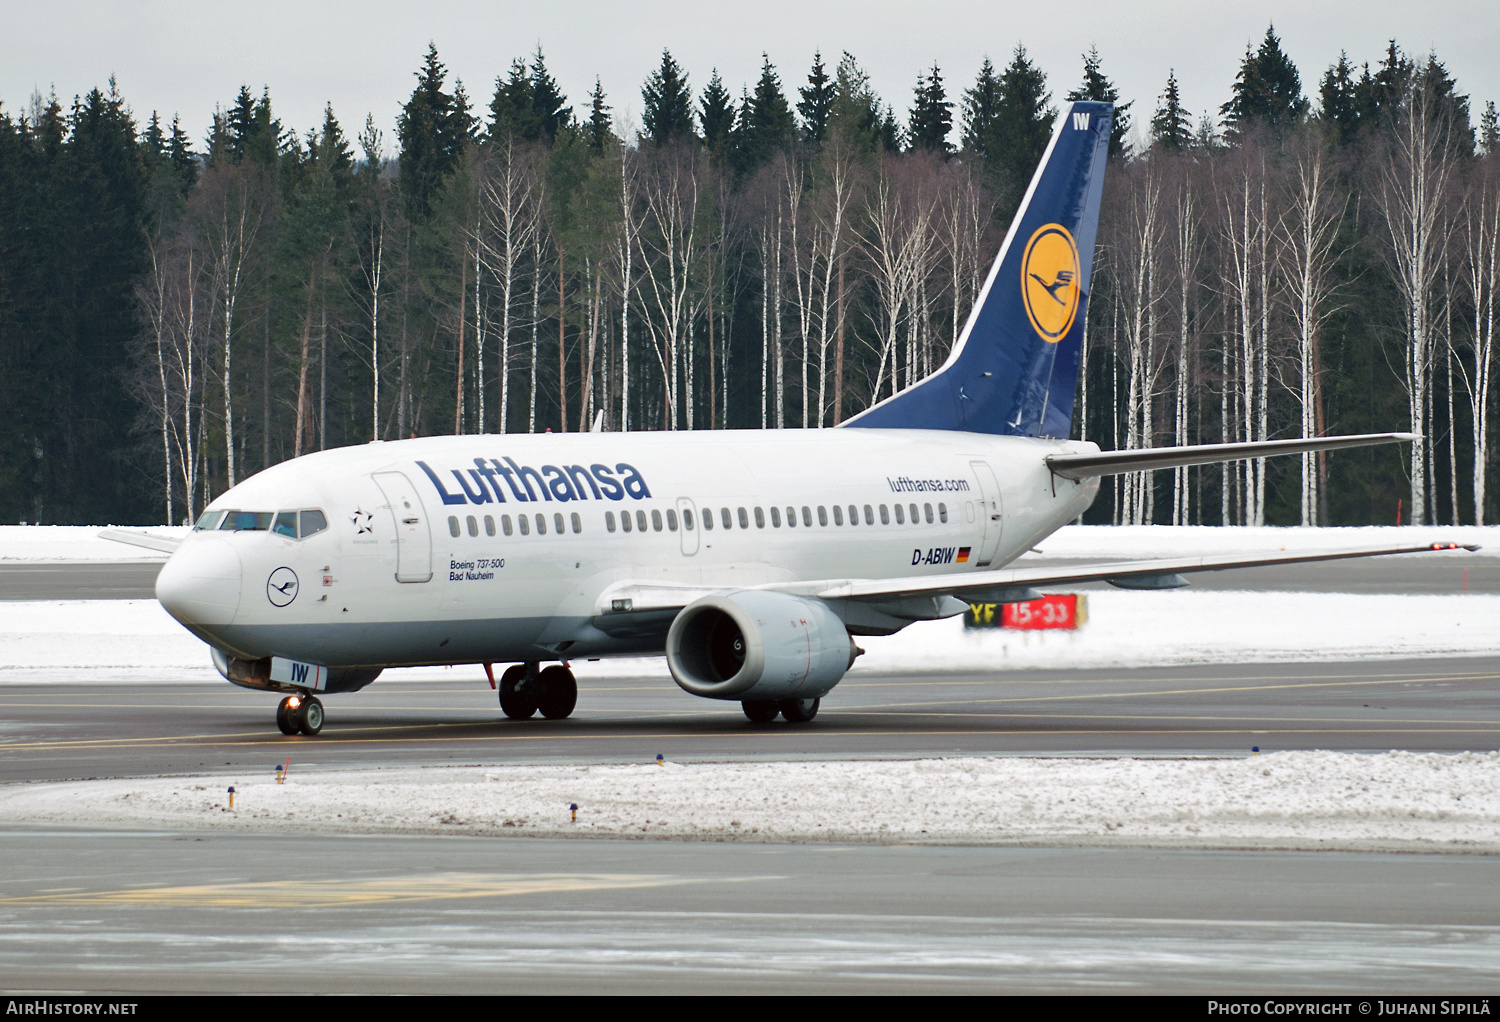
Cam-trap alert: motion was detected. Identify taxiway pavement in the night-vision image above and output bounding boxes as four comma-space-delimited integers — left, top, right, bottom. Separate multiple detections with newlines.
1, 658, 1497, 783
3, 828, 1499, 994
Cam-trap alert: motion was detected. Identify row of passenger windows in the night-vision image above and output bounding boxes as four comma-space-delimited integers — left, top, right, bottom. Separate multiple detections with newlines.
195, 508, 329, 539
604, 501, 948, 534
449, 512, 583, 538
449, 501, 951, 540
447, 501, 951, 540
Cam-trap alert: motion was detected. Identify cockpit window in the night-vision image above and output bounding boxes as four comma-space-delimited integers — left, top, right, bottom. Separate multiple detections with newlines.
299, 510, 328, 538
219, 511, 273, 532
205, 508, 327, 538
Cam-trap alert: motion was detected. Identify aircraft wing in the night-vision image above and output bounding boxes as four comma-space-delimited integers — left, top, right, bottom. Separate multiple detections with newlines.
774, 539, 1477, 606
97, 528, 184, 554
594, 540, 1477, 628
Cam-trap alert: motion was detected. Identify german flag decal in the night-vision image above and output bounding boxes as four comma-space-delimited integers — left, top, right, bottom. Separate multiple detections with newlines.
956, 547, 971, 563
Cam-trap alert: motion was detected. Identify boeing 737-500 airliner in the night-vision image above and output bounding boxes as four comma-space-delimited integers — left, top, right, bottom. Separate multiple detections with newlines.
112, 102, 1471, 735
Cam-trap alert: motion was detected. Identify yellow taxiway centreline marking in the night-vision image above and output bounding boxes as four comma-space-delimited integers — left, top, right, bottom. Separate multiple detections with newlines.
0, 871, 770, 909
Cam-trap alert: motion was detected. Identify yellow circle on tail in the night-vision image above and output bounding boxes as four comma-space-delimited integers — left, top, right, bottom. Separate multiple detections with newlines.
1020, 224, 1081, 343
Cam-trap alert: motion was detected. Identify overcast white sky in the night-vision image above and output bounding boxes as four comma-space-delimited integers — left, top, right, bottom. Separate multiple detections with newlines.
3, 1, 1497, 151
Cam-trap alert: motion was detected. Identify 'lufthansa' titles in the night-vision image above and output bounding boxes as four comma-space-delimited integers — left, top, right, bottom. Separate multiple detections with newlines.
417, 458, 651, 506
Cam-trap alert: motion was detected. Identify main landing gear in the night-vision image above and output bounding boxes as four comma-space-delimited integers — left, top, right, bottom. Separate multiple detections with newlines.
275, 694, 324, 736
499, 662, 577, 720
741, 697, 820, 723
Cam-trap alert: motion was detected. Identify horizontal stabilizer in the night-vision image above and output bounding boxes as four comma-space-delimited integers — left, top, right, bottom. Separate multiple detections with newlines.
97, 528, 183, 554
1046, 433, 1417, 481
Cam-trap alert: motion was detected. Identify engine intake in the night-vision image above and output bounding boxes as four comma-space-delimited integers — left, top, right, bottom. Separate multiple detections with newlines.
666, 590, 857, 701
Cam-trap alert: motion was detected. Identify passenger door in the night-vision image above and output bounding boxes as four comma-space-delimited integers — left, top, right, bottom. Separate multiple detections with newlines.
969, 460, 1004, 567
371, 471, 433, 583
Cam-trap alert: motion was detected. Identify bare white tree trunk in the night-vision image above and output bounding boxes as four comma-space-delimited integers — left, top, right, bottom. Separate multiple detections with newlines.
206, 175, 262, 489
1377, 85, 1461, 526
1461, 176, 1499, 524
1279, 141, 1346, 526
637, 145, 702, 432
479, 139, 540, 435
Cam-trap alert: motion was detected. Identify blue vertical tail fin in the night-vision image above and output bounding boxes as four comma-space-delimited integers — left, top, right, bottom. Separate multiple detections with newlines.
843, 101, 1112, 437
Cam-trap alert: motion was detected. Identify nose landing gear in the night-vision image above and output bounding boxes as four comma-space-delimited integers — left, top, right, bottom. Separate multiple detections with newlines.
499, 662, 577, 720
275, 694, 324, 736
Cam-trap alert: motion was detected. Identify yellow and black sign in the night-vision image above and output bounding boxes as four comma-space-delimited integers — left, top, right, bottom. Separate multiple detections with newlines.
1020, 223, 1081, 343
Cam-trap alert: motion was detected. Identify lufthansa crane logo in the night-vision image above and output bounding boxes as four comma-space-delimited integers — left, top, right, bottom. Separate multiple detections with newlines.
267, 567, 299, 607
1020, 223, 1081, 343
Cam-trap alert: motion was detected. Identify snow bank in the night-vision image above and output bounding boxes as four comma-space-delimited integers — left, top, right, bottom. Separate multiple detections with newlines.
5, 751, 1498, 851
0, 525, 185, 561
3, 589, 1497, 685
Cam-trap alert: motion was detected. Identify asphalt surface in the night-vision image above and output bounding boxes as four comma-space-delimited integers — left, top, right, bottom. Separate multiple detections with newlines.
0, 551, 1495, 600
2, 558, 1499, 992
3, 829, 1499, 993
2, 658, 1499, 783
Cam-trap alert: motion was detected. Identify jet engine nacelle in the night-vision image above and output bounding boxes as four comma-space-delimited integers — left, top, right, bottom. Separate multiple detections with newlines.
666, 590, 858, 702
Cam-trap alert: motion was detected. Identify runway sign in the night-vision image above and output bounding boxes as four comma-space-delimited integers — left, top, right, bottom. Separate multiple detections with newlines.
965, 594, 1086, 630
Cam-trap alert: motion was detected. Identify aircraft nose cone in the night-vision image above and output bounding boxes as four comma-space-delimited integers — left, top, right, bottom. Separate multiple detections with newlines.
156, 538, 242, 626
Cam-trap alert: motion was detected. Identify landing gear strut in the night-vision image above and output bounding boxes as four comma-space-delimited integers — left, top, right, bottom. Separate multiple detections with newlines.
276, 694, 324, 735
499, 663, 578, 720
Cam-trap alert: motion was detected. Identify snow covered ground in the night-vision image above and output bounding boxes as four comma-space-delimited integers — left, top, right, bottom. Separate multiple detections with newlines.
0, 525, 185, 561
2, 588, 1496, 685
3, 751, 1497, 852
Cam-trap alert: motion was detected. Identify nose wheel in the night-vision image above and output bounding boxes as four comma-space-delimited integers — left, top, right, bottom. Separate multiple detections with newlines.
276, 694, 324, 735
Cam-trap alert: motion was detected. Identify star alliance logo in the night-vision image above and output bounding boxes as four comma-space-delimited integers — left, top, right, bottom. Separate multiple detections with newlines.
351, 509, 373, 534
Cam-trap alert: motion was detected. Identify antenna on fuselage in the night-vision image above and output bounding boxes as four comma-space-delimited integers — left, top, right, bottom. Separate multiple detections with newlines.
590, 410, 606, 433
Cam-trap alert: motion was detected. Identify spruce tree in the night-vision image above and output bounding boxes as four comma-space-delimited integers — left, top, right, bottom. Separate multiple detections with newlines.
397, 43, 468, 219
699, 71, 736, 156
586, 78, 613, 152
827, 52, 882, 151
1481, 101, 1499, 156
488, 58, 538, 143
1221, 25, 1309, 140
961, 57, 1002, 159
908, 63, 953, 154
1319, 52, 1361, 142
314, 104, 354, 189
1066, 47, 1131, 157
1366, 41, 1414, 120
798, 51, 834, 145
528, 48, 570, 143
741, 55, 795, 170
1150, 69, 1192, 151
642, 50, 694, 145
992, 46, 1054, 189
878, 105, 902, 151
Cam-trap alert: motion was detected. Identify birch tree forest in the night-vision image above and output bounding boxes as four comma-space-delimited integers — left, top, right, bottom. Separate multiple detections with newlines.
1, 30, 1497, 527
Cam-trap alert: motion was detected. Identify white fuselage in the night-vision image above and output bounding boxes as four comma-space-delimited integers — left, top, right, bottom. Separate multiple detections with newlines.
156, 428, 1099, 669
